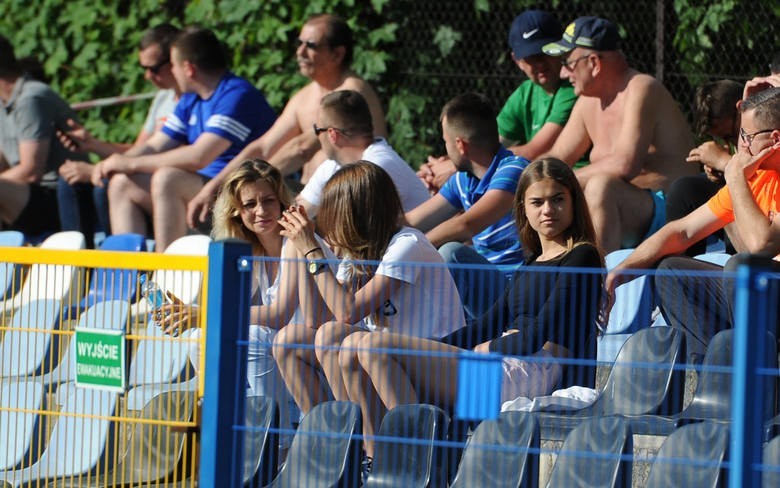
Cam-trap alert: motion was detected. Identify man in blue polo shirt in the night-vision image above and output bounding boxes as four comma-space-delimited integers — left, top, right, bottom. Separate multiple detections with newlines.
406, 92, 529, 318
92, 26, 276, 251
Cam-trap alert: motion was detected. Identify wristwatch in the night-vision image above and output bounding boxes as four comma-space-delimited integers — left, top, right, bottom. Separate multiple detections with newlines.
307, 259, 326, 275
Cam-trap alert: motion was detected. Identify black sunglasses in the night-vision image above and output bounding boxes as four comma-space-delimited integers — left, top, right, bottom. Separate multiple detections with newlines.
140, 59, 170, 75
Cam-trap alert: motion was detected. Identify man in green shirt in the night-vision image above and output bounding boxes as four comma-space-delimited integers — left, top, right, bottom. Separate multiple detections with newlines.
419, 10, 579, 191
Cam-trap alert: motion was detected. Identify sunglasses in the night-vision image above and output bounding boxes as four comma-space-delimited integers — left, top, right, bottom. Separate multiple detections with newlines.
140, 59, 170, 75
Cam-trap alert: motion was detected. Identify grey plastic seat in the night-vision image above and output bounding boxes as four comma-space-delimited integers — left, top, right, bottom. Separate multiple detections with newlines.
763, 435, 780, 488
450, 411, 539, 488
0, 388, 118, 487
539, 326, 685, 440
243, 396, 279, 487
44, 390, 196, 487
630, 329, 777, 436
646, 422, 728, 488
546, 416, 632, 488
364, 403, 450, 488
0, 381, 45, 470
0, 299, 61, 378
266, 401, 361, 488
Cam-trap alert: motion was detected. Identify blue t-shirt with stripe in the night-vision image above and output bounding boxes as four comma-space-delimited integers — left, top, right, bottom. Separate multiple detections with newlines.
438, 146, 528, 265
162, 72, 276, 178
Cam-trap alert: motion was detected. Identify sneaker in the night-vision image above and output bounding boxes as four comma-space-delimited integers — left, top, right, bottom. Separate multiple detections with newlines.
360, 454, 373, 485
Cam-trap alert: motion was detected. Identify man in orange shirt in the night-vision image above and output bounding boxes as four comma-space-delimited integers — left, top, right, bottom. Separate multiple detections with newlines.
606, 87, 780, 363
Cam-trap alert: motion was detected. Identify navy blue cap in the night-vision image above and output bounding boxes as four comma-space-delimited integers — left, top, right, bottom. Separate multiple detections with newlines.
508, 10, 562, 60
542, 16, 621, 56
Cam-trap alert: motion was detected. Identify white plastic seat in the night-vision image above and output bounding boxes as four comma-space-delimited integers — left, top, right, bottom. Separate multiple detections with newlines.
0, 381, 45, 470
1, 231, 86, 314
0, 299, 62, 377
0, 388, 117, 487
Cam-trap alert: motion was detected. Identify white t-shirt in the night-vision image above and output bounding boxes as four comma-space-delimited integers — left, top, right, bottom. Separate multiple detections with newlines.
142, 89, 177, 135
300, 138, 430, 213
336, 227, 466, 338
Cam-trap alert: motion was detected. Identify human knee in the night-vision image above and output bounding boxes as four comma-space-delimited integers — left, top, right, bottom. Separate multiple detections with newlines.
150, 167, 188, 199
313, 321, 345, 359
107, 173, 133, 199
583, 173, 621, 203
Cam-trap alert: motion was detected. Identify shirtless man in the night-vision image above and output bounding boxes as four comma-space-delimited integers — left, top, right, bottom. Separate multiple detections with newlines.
186, 13, 386, 228
542, 16, 697, 252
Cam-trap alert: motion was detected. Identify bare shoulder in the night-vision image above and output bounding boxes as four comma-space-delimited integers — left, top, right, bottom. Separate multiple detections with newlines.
340, 74, 381, 101
286, 81, 320, 112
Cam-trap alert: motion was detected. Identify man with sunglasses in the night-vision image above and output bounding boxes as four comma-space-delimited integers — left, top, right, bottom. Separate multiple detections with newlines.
186, 14, 387, 229
607, 87, 780, 364
298, 90, 427, 216
542, 16, 697, 252
55, 24, 182, 246
91, 26, 277, 252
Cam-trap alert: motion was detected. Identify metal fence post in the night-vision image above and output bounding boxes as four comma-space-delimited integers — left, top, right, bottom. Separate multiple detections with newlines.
729, 255, 771, 488
200, 239, 252, 488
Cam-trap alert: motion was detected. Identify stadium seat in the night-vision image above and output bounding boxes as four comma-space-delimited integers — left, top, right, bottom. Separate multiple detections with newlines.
0, 388, 117, 487
364, 403, 450, 488
243, 395, 279, 487
1, 231, 86, 314
450, 411, 539, 488
693, 251, 732, 267
645, 422, 729, 488
0, 381, 45, 471
630, 329, 777, 436
764, 434, 780, 488
0, 299, 61, 377
266, 401, 362, 487
538, 326, 685, 441
79, 232, 146, 310
0, 230, 25, 301
546, 416, 632, 488
598, 249, 656, 363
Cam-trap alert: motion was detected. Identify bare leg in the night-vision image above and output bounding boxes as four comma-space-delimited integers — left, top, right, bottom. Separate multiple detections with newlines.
314, 321, 364, 401
0, 179, 30, 224
582, 173, 655, 252
272, 324, 330, 414
107, 173, 152, 235
338, 330, 385, 457
151, 167, 204, 252
357, 332, 461, 411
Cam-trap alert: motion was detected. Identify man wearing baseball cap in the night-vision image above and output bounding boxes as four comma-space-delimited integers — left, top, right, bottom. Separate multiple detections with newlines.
419, 10, 578, 191
542, 16, 697, 252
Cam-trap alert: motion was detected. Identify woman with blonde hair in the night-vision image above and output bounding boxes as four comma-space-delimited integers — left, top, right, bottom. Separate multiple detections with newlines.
274, 161, 466, 461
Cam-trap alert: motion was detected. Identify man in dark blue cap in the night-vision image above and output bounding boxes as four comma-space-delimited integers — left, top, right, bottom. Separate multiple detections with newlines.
419, 10, 577, 191
542, 16, 697, 252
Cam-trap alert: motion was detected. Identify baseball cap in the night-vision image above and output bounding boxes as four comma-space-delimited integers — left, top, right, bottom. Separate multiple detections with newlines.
542, 16, 621, 56
508, 10, 562, 60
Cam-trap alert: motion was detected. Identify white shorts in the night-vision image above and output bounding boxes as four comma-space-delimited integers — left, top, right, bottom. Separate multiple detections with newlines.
501, 349, 562, 403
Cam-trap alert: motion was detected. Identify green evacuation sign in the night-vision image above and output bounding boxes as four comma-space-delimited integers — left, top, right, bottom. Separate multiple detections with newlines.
74, 327, 126, 392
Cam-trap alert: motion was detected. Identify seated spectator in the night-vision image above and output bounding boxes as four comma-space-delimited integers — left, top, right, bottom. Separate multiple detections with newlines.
666, 79, 743, 255
297, 89, 429, 216
0, 34, 90, 239
160, 159, 333, 452
92, 26, 277, 251
273, 161, 466, 463
418, 9, 577, 192
186, 14, 387, 226
607, 87, 780, 364
57, 23, 182, 244
542, 16, 697, 252
355, 158, 603, 461
406, 92, 529, 319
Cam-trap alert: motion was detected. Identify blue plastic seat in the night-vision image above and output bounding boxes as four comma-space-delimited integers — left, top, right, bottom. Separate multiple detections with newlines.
0, 230, 25, 301
546, 416, 633, 488
0, 381, 45, 470
0, 299, 62, 378
450, 411, 539, 488
539, 326, 685, 441
646, 422, 728, 488
267, 401, 362, 488
364, 403, 450, 488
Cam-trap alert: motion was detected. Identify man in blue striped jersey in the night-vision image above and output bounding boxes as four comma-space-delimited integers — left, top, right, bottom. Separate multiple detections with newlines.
406, 92, 529, 319
92, 26, 276, 251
